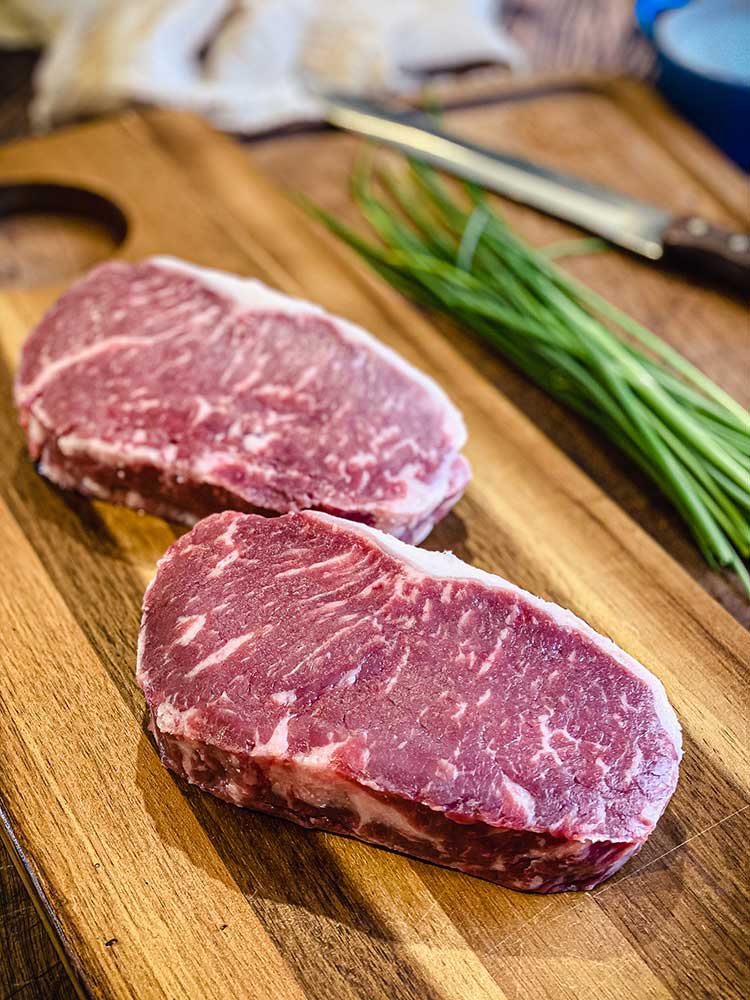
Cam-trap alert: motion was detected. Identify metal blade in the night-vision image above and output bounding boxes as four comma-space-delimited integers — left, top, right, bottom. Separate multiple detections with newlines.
323, 95, 672, 261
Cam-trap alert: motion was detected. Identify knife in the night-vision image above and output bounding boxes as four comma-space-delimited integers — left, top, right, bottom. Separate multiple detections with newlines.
322, 95, 750, 296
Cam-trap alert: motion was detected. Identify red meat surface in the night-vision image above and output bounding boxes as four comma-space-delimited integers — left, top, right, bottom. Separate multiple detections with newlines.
137, 510, 682, 893
15, 257, 469, 541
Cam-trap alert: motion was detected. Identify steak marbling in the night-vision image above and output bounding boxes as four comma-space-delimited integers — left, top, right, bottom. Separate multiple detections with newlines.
137, 510, 682, 893
15, 257, 469, 542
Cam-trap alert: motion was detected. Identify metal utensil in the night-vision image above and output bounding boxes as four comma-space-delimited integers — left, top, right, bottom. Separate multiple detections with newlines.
322, 94, 750, 295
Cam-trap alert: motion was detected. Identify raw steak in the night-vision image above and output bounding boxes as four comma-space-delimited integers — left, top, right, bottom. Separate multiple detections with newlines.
15, 256, 469, 542
137, 510, 682, 893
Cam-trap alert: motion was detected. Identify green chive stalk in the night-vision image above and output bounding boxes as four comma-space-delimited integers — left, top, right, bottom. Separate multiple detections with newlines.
303, 158, 750, 593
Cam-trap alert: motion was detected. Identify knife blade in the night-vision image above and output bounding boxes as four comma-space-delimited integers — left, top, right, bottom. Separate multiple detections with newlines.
322, 94, 750, 294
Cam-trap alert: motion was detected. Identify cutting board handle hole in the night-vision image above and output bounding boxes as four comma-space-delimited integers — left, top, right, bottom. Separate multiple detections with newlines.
0, 182, 128, 288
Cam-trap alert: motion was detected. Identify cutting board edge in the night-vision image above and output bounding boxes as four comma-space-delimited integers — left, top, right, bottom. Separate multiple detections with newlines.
0, 804, 89, 1000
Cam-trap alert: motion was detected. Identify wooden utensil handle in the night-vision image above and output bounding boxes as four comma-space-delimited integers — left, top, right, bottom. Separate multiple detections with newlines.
661, 215, 750, 296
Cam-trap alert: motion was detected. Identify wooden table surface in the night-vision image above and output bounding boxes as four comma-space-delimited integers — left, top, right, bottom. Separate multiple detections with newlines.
2, 4, 745, 999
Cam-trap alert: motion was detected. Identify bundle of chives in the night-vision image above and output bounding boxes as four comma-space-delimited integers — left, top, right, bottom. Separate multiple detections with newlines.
304, 157, 750, 592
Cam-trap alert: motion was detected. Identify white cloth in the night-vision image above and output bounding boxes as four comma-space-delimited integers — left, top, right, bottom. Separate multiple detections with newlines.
0, 0, 524, 133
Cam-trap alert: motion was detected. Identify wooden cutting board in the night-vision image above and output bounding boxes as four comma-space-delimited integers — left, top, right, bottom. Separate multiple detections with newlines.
0, 78, 748, 1000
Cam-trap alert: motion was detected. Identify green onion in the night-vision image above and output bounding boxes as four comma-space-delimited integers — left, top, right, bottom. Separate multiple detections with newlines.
302, 157, 750, 593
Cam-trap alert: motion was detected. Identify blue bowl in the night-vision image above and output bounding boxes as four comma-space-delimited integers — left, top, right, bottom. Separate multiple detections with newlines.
636, 0, 750, 169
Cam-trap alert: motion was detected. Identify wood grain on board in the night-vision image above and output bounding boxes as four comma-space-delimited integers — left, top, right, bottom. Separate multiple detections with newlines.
0, 79, 748, 1000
